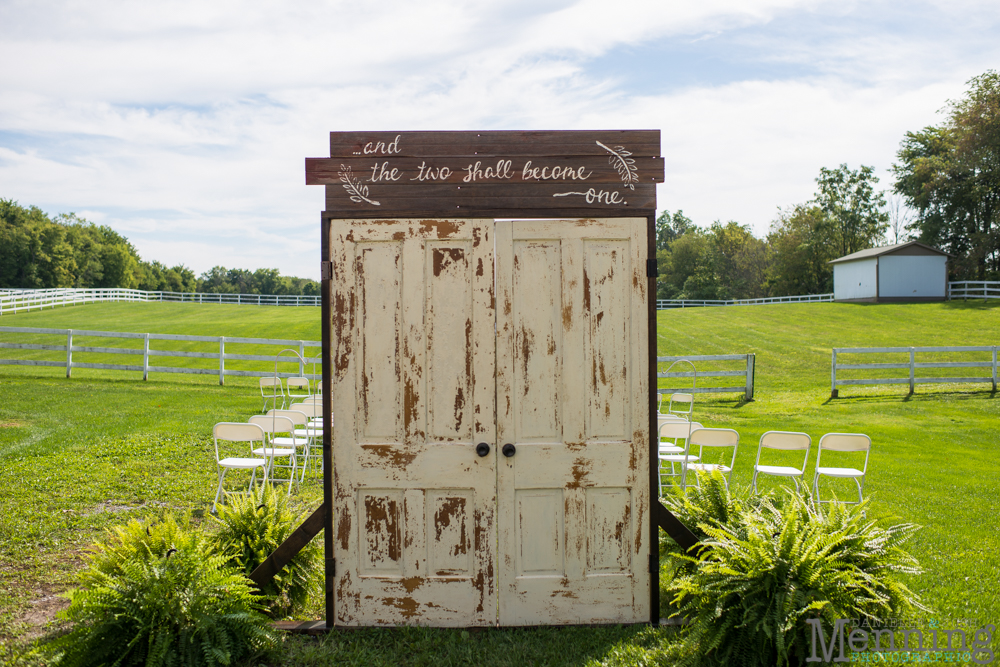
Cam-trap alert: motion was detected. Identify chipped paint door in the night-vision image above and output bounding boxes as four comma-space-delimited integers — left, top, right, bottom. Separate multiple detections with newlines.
495, 218, 650, 625
331, 218, 496, 626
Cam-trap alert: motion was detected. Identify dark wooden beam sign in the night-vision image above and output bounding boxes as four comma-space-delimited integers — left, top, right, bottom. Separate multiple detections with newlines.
306, 130, 663, 218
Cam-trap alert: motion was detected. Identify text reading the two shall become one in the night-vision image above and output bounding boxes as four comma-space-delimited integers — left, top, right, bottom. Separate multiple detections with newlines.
336, 134, 646, 206
367, 159, 593, 184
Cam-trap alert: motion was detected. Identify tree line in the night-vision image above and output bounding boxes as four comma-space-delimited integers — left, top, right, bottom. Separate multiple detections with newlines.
0, 199, 319, 295
657, 69, 1000, 300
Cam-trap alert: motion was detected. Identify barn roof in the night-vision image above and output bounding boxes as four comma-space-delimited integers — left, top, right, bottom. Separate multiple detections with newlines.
828, 241, 951, 264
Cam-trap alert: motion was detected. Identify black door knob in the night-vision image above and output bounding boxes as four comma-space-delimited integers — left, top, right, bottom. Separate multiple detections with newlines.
476, 442, 490, 457
502, 443, 516, 458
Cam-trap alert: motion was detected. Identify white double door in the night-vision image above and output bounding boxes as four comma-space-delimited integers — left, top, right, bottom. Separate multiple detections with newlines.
330, 217, 649, 626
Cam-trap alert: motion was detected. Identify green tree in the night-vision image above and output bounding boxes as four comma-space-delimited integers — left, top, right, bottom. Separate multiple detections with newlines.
814, 164, 889, 258
655, 209, 694, 251
893, 70, 1000, 279
765, 205, 837, 296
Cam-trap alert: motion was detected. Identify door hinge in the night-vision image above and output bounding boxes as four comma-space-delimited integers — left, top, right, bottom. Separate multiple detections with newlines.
326, 558, 336, 577
649, 554, 659, 574
646, 258, 658, 278
321, 261, 333, 280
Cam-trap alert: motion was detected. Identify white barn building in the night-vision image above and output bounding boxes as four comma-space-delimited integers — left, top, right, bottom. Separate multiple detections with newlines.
830, 241, 950, 303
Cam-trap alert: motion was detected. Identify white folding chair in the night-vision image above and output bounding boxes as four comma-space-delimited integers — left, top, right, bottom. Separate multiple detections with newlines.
752, 431, 811, 493
248, 415, 298, 496
813, 433, 871, 504
259, 376, 285, 411
286, 376, 312, 403
267, 409, 312, 483
665, 392, 694, 421
288, 401, 325, 476
687, 428, 740, 489
213, 422, 268, 513
657, 420, 703, 495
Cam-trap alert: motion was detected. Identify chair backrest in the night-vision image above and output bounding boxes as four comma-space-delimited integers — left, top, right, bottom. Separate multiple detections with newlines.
260, 377, 283, 393
658, 420, 701, 440
690, 427, 739, 448
213, 422, 265, 462
287, 377, 310, 393
818, 433, 870, 452
288, 401, 321, 419
759, 431, 810, 451
214, 422, 265, 441
817, 433, 871, 473
248, 415, 294, 434
267, 409, 308, 426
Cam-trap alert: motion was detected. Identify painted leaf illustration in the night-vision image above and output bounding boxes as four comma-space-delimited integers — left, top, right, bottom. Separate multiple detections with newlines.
338, 164, 381, 206
595, 140, 639, 190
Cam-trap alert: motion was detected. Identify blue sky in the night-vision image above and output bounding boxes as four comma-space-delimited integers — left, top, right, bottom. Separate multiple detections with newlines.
2, 0, 998, 280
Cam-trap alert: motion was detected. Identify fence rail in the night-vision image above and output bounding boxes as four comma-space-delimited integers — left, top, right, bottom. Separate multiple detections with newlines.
830, 346, 998, 397
948, 281, 1000, 301
657, 354, 755, 400
656, 294, 832, 309
0, 288, 321, 315
0, 326, 322, 384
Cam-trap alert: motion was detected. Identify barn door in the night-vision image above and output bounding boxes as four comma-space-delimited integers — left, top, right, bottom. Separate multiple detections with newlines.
330, 218, 497, 626
495, 218, 650, 625
330, 217, 649, 627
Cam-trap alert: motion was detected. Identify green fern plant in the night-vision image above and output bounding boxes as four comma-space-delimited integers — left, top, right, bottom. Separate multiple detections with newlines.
662, 471, 926, 667
209, 485, 320, 619
49, 520, 276, 667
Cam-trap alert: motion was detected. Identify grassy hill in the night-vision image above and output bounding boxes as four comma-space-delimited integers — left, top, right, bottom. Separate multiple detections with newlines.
1, 300, 998, 663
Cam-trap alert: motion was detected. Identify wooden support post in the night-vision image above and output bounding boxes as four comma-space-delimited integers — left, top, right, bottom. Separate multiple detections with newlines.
299, 342, 305, 377
992, 346, 997, 392
909, 348, 915, 395
219, 337, 225, 385
830, 349, 838, 398
249, 505, 326, 589
745, 353, 755, 401
66, 329, 73, 378
143, 333, 150, 381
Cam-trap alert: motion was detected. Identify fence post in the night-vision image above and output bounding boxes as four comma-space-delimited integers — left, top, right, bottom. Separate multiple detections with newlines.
993, 346, 997, 393
909, 348, 915, 395
830, 349, 838, 398
143, 333, 150, 381
299, 341, 306, 376
744, 354, 755, 401
66, 329, 73, 378
219, 337, 225, 385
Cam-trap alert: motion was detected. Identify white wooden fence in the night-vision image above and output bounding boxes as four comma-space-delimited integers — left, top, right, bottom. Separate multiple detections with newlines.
656, 294, 833, 309
0, 326, 322, 384
657, 354, 755, 400
0, 288, 320, 315
830, 346, 999, 397
948, 281, 1000, 301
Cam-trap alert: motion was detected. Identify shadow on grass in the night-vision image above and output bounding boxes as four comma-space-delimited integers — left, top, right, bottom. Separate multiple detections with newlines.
271, 624, 678, 667
826, 388, 997, 405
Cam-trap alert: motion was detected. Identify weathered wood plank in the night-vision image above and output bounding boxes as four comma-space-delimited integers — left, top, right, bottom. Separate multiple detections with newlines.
307, 157, 664, 186
249, 504, 326, 589
324, 185, 657, 213
653, 501, 703, 555
329, 130, 661, 158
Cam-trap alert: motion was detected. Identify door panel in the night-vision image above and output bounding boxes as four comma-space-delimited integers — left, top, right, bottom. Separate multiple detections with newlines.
496, 218, 649, 626
331, 219, 496, 627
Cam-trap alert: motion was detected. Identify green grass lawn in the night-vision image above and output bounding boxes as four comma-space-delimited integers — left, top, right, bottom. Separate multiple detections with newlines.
1, 300, 998, 665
